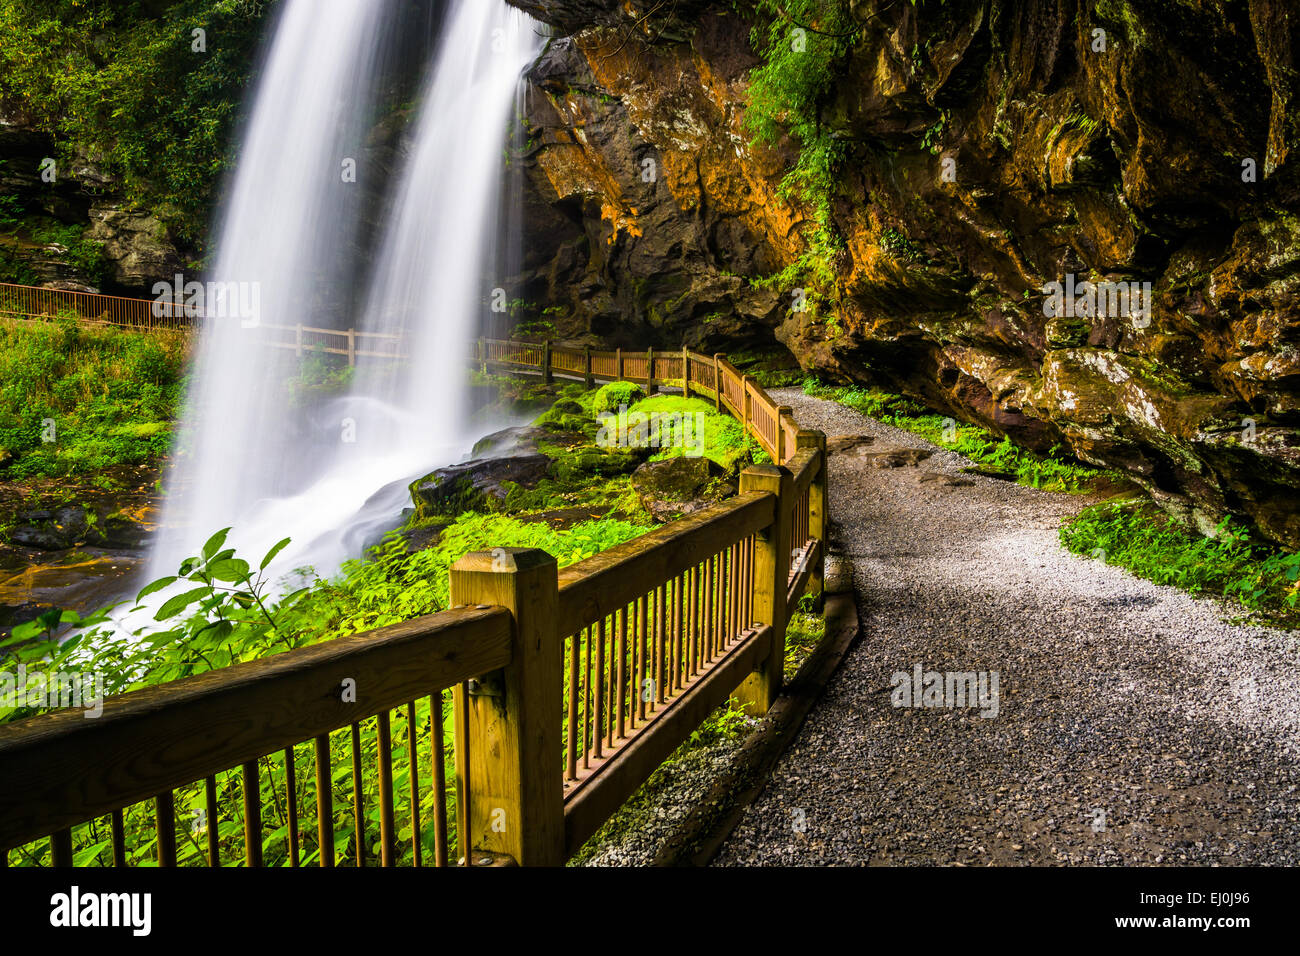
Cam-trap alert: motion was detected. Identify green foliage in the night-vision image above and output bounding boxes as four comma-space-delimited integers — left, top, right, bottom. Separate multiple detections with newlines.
622, 394, 762, 472
0, 0, 271, 248
784, 595, 825, 680
287, 514, 651, 641
744, 0, 858, 316
1060, 500, 1300, 625
591, 379, 646, 414
3, 530, 305, 713
803, 376, 1111, 492
0, 317, 187, 478
0, 217, 111, 286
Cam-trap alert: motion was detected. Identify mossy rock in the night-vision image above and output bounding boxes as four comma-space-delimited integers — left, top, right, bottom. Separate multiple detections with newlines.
471, 425, 549, 457
535, 399, 591, 435
591, 380, 646, 414
409, 452, 553, 521
629, 456, 731, 522
549, 446, 644, 483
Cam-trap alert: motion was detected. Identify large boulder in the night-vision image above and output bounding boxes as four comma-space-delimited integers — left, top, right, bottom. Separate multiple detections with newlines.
629, 455, 732, 522
409, 452, 553, 520
85, 203, 184, 289
8, 505, 148, 551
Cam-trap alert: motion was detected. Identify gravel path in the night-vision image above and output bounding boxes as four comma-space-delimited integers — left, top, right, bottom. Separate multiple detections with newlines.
715, 389, 1300, 866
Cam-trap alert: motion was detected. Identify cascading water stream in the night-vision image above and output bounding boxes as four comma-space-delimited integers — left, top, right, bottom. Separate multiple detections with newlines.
151, 0, 543, 588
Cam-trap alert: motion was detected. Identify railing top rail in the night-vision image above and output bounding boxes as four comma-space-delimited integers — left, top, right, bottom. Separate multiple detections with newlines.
787, 446, 821, 495
0, 281, 185, 308
556, 491, 774, 637
0, 604, 511, 851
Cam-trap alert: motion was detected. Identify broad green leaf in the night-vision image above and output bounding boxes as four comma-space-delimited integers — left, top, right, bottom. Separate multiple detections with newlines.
207, 558, 250, 583
9, 621, 47, 642
201, 527, 231, 561
136, 575, 178, 602
260, 536, 292, 570
155, 586, 212, 621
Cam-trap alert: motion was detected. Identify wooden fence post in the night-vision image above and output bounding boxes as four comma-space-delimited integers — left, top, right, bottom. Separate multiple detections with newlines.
616, 347, 623, 380
542, 339, 553, 385
681, 346, 691, 397
584, 346, 594, 388
797, 430, 828, 609
735, 464, 793, 716
449, 549, 564, 866
477, 337, 487, 374
647, 347, 657, 394
775, 406, 792, 464
295, 323, 303, 358
713, 354, 723, 411
741, 375, 752, 431
347, 328, 356, 368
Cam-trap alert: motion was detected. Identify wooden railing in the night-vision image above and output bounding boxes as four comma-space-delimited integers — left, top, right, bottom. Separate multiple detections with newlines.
0, 282, 407, 364
477, 339, 802, 465
0, 281, 193, 331
0, 347, 827, 867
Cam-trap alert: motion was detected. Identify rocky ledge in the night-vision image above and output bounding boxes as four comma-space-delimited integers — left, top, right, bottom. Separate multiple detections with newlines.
504, 0, 1300, 548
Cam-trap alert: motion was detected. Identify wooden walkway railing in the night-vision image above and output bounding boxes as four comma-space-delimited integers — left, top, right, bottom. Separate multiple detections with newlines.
0, 345, 826, 868
476, 338, 804, 465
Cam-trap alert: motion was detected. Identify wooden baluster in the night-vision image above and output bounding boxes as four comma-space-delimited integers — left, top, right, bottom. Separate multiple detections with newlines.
377, 712, 396, 866
431, 693, 449, 867
616, 606, 627, 742
111, 810, 126, 866
242, 762, 262, 867
350, 724, 365, 867
156, 791, 177, 867
594, 617, 605, 757
567, 633, 579, 780
284, 748, 300, 867
50, 828, 72, 868
314, 735, 334, 867
205, 775, 220, 866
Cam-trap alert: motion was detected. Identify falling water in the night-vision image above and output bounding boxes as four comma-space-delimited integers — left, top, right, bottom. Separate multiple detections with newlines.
152, 0, 544, 584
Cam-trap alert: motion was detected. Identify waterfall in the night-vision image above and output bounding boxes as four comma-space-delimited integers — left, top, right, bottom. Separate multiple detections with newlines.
151, 0, 543, 584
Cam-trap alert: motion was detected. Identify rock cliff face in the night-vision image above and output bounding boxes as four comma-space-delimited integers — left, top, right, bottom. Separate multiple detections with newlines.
0, 105, 185, 293
505, 0, 1300, 548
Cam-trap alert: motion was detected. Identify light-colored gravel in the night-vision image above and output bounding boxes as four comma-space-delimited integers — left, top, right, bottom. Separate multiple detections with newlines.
714, 389, 1300, 866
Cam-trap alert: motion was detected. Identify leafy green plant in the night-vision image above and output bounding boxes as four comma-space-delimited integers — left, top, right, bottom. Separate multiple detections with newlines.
1060, 500, 1300, 625
744, 1, 858, 317
0, 317, 187, 479
0, 0, 271, 248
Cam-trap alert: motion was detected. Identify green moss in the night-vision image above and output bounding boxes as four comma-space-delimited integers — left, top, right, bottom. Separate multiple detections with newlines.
727, 348, 806, 389
619, 394, 762, 473
1094, 0, 1149, 49
744, 0, 859, 317
784, 595, 825, 680
589, 380, 646, 414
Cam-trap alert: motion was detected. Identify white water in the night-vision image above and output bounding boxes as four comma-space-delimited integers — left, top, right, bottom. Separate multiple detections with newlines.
152, 0, 543, 585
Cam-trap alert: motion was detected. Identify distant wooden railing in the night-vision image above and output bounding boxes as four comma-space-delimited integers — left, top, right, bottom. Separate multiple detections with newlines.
0, 282, 406, 364
0, 281, 193, 331
477, 338, 803, 465
0, 344, 827, 867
